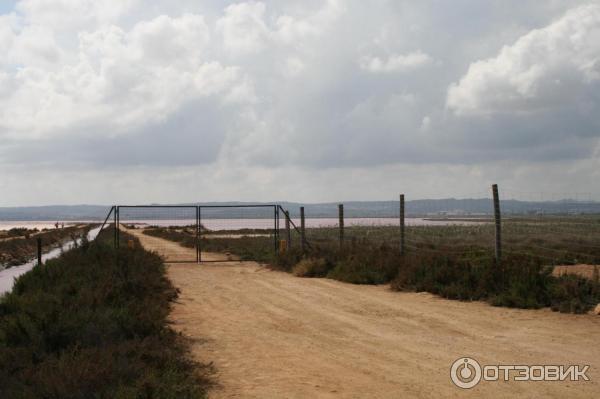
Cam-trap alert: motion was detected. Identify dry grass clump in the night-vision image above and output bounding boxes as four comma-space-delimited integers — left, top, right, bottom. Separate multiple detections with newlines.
292, 258, 329, 277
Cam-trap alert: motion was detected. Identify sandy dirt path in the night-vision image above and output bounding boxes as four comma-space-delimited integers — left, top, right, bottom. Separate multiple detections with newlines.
126, 227, 600, 398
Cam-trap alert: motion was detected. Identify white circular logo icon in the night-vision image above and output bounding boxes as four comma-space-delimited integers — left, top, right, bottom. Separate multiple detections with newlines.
451, 357, 482, 389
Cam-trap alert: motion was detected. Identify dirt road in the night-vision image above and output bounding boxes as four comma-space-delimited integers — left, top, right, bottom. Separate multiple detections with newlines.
126, 228, 600, 398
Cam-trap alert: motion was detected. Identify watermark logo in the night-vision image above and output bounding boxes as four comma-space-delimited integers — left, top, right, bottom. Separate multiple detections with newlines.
451, 357, 482, 389
450, 357, 590, 389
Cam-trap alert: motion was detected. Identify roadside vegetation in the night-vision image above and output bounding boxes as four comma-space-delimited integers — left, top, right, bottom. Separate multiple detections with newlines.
0, 229, 211, 398
297, 220, 600, 313
0, 225, 92, 269
143, 217, 600, 314
0, 227, 40, 239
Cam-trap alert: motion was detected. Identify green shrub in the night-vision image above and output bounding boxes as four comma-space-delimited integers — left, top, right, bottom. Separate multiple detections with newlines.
392, 251, 600, 312
392, 252, 491, 300
0, 232, 210, 398
327, 244, 397, 285
548, 274, 600, 313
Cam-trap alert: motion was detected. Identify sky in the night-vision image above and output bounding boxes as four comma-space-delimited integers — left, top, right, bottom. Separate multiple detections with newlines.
0, 0, 599, 206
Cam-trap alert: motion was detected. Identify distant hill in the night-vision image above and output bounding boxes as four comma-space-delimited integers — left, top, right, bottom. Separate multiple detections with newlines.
1, 199, 599, 221
279, 199, 600, 217
0, 205, 112, 221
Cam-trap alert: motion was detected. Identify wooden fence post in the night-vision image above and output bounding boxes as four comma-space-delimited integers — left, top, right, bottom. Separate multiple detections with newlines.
285, 210, 291, 249
116, 207, 120, 248
274, 206, 279, 253
492, 184, 502, 263
37, 237, 42, 266
196, 206, 200, 263
114, 206, 118, 248
338, 204, 344, 248
400, 194, 405, 255
300, 206, 306, 253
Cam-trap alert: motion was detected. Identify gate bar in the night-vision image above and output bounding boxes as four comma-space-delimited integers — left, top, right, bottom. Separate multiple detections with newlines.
277, 205, 312, 250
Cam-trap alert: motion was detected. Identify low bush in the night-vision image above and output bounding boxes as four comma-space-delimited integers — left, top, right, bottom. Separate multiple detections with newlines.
0, 231, 211, 398
326, 244, 398, 285
548, 274, 600, 314
392, 253, 493, 300
391, 251, 600, 312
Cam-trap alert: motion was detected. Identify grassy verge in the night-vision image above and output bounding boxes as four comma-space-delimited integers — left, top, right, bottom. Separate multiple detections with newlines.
0, 227, 40, 240
391, 252, 600, 313
0, 225, 93, 269
141, 225, 600, 314
0, 230, 211, 398
288, 243, 600, 313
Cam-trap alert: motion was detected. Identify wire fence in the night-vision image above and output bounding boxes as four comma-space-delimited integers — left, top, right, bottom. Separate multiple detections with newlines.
500, 189, 600, 267
97, 186, 600, 273
277, 186, 600, 270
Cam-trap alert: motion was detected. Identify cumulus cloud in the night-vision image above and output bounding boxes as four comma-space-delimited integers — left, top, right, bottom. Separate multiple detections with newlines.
360, 51, 432, 73
16, 0, 138, 31
216, 2, 269, 54
216, 0, 344, 55
274, 0, 345, 44
128, 14, 210, 65
0, 13, 249, 139
447, 4, 600, 115
0, 13, 63, 69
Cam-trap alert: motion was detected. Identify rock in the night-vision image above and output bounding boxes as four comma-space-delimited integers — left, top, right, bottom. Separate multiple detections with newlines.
594, 304, 600, 315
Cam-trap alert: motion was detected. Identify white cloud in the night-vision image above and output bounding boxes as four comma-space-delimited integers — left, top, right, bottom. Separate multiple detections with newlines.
16, 0, 139, 31
129, 14, 210, 66
0, 14, 18, 54
447, 4, 600, 115
283, 57, 305, 77
274, 0, 345, 44
0, 14, 248, 139
216, 2, 270, 54
1, 13, 64, 69
360, 51, 432, 73
420, 116, 431, 132
216, 0, 344, 55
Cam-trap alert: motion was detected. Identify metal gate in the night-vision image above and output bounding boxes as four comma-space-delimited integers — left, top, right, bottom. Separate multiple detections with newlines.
198, 205, 279, 262
117, 206, 198, 263
111, 205, 279, 263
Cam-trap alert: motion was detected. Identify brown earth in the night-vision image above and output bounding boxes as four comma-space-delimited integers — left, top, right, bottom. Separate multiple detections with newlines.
553, 264, 599, 280
125, 227, 600, 398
